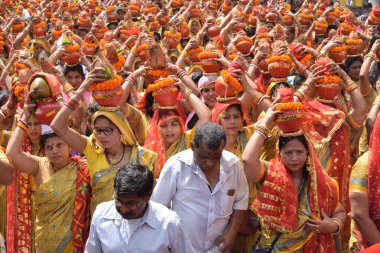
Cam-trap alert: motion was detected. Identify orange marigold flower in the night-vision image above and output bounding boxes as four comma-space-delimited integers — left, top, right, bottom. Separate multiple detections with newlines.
78, 17, 90, 24
237, 36, 253, 44
89, 75, 123, 91
106, 6, 115, 14
300, 53, 314, 65
198, 51, 219, 60
329, 45, 347, 53
147, 78, 176, 92
275, 102, 303, 111
13, 61, 29, 70
298, 13, 313, 19
144, 6, 157, 13
112, 54, 126, 71
147, 69, 172, 77
14, 84, 28, 99
65, 44, 80, 52
94, 27, 108, 33
127, 5, 140, 11
137, 44, 149, 53
33, 21, 46, 28
164, 31, 182, 39
220, 70, 244, 93
187, 47, 203, 55
83, 41, 97, 48
340, 23, 357, 31
0, 41, 5, 46
315, 22, 328, 29
346, 38, 363, 45
316, 75, 341, 83
267, 55, 293, 64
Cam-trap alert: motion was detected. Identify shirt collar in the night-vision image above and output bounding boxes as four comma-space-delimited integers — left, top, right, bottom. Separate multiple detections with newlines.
102, 202, 158, 229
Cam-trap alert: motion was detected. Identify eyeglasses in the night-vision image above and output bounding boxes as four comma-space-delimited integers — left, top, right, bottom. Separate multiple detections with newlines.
93, 127, 115, 136
114, 195, 144, 210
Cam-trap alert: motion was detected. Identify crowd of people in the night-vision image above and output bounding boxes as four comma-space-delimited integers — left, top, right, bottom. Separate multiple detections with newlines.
0, 0, 379, 252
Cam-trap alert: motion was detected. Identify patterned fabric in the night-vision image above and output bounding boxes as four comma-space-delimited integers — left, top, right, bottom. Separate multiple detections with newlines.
349, 152, 369, 195
71, 156, 91, 253
253, 141, 339, 252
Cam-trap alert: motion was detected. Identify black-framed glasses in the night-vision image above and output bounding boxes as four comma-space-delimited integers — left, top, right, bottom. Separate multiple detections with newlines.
114, 194, 144, 210
93, 127, 115, 136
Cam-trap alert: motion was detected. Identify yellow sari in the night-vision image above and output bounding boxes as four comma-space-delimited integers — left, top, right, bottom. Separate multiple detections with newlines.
34, 157, 76, 253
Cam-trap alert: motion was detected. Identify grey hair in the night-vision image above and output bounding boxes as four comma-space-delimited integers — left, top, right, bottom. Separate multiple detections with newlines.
193, 122, 226, 150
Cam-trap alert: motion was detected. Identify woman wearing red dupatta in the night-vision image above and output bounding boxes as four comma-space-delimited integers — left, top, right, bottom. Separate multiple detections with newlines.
349, 99, 380, 250
242, 93, 346, 252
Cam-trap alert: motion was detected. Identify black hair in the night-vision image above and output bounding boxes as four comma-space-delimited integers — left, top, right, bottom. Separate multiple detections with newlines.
191, 71, 203, 85
369, 62, 380, 86
193, 122, 226, 150
244, 26, 256, 37
363, 3, 372, 9
0, 90, 10, 107
40, 132, 58, 149
327, 25, 338, 34
145, 92, 155, 118
343, 56, 363, 74
153, 32, 161, 43
293, 74, 306, 90
278, 134, 309, 153
64, 64, 85, 79
87, 102, 99, 114
114, 163, 154, 197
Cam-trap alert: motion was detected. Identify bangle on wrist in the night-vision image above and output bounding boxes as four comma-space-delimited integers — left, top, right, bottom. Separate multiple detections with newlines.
331, 218, 343, 234
184, 88, 193, 101
254, 129, 267, 139
64, 98, 80, 111
17, 120, 29, 132
344, 81, 358, 93
374, 96, 380, 106
255, 124, 269, 137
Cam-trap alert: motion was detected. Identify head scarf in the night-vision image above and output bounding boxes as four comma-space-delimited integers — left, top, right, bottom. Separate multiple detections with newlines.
188, 19, 201, 37
144, 108, 185, 178
29, 38, 51, 54
211, 99, 250, 126
91, 109, 137, 153
253, 134, 339, 252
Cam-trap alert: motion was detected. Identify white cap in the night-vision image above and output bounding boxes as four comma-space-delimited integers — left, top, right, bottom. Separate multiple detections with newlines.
41, 125, 54, 136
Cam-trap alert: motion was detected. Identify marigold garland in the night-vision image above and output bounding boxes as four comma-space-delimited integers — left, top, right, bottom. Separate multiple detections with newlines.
89, 74, 123, 91
198, 51, 218, 60
78, 17, 90, 24
13, 61, 29, 70
221, 3, 232, 10
300, 53, 314, 65
370, 12, 380, 22
346, 38, 363, 45
257, 33, 272, 40
220, 70, 244, 93
315, 22, 328, 29
127, 5, 140, 11
65, 44, 80, 52
83, 41, 97, 48
298, 13, 313, 19
52, 28, 63, 37
106, 6, 115, 14
228, 54, 238, 60
33, 21, 46, 29
137, 44, 149, 53
144, 6, 157, 13
329, 45, 347, 53
0, 41, 4, 46
316, 75, 341, 83
275, 102, 302, 111
267, 55, 293, 64
14, 84, 28, 99
340, 23, 357, 31
283, 16, 293, 22
147, 78, 176, 92
237, 36, 253, 44
12, 23, 25, 31
164, 31, 182, 39
112, 54, 126, 71
187, 47, 203, 55
147, 69, 172, 77
94, 27, 108, 33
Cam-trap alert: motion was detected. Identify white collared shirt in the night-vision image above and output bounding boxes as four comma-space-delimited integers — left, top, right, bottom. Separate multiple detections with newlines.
85, 200, 194, 253
151, 149, 249, 253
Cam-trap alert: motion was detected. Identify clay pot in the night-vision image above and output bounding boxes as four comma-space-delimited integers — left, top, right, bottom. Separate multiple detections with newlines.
108, 13, 117, 22
232, 23, 246, 33
62, 52, 80, 66
326, 13, 337, 24
82, 45, 97, 56
139, 51, 150, 61
152, 85, 179, 107
34, 97, 61, 125
266, 12, 277, 22
275, 110, 303, 133
32, 24, 47, 38
215, 77, 237, 98
69, 4, 80, 15
268, 62, 292, 78
258, 58, 269, 74
328, 49, 347, 64
208, 26, 221, 38
201, 59, 222, 74
283, 15, 294, 26
167, 37, 179, 49
45, 11, 53, 19
189, 52, 200, 63
94, 31, 105, 40
92, 86, 123, 107
315, 83, 342, 100
346, 43, 362, 56
236, 40, 253, 55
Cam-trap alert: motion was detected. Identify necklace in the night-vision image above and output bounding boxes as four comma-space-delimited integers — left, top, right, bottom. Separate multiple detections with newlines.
106, 145, 125, 166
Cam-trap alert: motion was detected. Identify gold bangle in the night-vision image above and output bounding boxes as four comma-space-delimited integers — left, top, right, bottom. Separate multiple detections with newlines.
302, 83, 313, 90
184, 88, 193, 101
255, 124, 269, 137
331, 218, 343, 234
252, 91, 265, 106
294, 91, 305, 101
348, 113, 362, 130
254, 129, 267, 139
344, 81, 358, 93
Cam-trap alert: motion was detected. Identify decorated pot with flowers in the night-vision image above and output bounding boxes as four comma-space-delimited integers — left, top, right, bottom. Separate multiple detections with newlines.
128, 5, 141, 18
14, 83, 28, 102
69, 3, 80, 15
188, 47, 203, 63
164, 31, 181, 50
283, 15, 294, 26
90, 68, 123, 107
368, 7, 380, 25
235, 37, 253, 55
215, 69, 244, 99
32, 19, 47, 38
12, 20, 25, 33
148, 78, 179, 108
265, 12, 278, 23
82, 35, 97, 56
144, 6, 158, 15
209, 1, 218, 10
171, 0, 183, 9
315, 75, 342, 102
221, 1, 232, 15
147, 21, 159, 32
0, 41, 5, 54
275, 88, 303, 134
145, 69, 172, 84
326, 10, 338, 24
268, 55, 293, 79
346, 33, 363, 56
339, 23, 357, 36
189, 8, 202, 19
137, 44, 150, 61
314, 18, 328, 35
62, 37, 80, 66
199, 52, 222, 75
208, 26, 221, 38
298, 12, 313, 25
28, 73, 61, 125
158, 15, 170, 26
328, 45, 347, 64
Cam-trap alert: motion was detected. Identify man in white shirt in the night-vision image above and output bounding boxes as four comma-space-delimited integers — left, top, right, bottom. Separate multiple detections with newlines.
152, 123, 249, 253
85, 163, 193, 253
